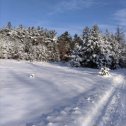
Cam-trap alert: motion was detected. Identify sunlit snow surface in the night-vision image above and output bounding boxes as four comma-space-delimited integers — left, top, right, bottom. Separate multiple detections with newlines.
0, 60, 126, 126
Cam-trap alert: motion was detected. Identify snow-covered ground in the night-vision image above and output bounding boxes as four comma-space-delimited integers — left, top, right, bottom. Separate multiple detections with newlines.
0, 60, 126, 126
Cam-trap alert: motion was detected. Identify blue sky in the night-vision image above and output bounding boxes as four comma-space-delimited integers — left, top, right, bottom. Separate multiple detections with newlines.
0, 0, 126, 34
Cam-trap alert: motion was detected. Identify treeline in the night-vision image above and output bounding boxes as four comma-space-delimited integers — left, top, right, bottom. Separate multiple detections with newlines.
0, 22, 60, 61
0, 22, 126, 69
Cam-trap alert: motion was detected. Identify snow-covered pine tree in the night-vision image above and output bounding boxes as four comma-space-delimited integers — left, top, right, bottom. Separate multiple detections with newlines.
106, 33, 120, 69
70, 34, 82, 67
70, 25, 119, 69
115, 27, 126, 68
80, 25, 104, 68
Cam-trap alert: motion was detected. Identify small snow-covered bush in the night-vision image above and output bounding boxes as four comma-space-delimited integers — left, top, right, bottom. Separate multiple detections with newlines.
99, 67, 110, 76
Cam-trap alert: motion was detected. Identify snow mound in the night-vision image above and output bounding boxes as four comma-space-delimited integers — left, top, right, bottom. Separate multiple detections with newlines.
29, 73, 35, 78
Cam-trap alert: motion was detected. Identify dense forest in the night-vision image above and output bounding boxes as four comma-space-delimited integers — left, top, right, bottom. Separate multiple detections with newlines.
0, 22, 126, 69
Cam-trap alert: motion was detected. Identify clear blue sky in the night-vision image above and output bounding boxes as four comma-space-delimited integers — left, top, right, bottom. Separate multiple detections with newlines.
0, 0, 126, 34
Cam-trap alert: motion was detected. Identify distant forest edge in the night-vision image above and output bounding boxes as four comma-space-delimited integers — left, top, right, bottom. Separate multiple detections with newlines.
0, 22, 126, 69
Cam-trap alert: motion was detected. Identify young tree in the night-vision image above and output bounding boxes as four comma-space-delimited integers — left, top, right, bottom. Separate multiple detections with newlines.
70, 34, 82, 67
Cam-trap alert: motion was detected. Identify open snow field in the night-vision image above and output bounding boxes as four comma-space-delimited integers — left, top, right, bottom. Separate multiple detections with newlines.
0, 60, 126, 126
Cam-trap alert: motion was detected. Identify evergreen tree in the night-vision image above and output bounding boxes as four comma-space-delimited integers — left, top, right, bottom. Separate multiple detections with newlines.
70, 34, 82, 67
58, 31, 72, 61
6, 22, 12, 29
71, 25, 119, 69
115, 27, 126, 67
18, 24, 23, 30
73, 34, 82, 47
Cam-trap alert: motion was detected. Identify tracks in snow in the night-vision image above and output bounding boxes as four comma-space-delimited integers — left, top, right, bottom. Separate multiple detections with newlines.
27, 74, 126, 126
96, 75, 126, 126
80, 74, 126, 126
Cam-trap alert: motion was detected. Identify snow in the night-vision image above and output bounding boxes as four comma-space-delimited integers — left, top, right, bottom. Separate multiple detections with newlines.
0, 59, 126, 126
